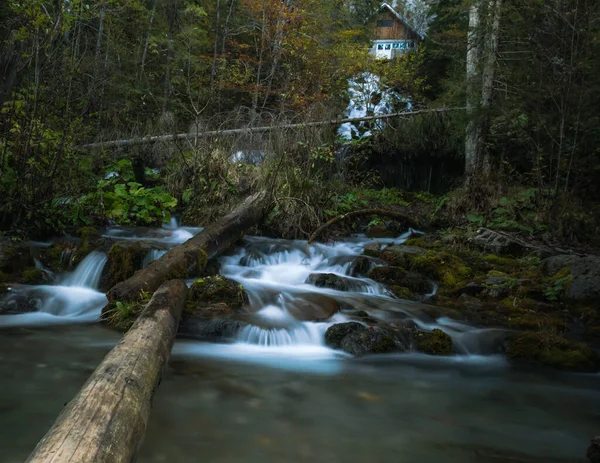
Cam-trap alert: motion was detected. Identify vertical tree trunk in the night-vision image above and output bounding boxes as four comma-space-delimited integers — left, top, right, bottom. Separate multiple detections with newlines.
479, 0, 502, 175
465, 0, 481, 178
210, 0, 221, 83
140, 0, 158, 77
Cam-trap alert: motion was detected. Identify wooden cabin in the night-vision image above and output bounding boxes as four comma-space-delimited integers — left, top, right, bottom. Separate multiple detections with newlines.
370, 3, 423, 59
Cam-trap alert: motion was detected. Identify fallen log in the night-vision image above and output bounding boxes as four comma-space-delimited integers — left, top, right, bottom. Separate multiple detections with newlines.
106, 190, 269, 306
308, 209, 419, 244
26, 280, 188, 463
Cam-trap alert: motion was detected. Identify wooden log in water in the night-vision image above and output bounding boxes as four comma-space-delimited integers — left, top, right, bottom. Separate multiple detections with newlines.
106, 190, 269, 306
26, 279, 188, 463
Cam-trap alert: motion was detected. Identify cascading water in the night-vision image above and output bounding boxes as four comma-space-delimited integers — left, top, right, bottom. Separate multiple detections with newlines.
61, 251, 108, 288
0, 251, 108, 328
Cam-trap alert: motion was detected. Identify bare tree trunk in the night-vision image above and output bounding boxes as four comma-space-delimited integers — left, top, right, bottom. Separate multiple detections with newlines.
140, 0, 158, 77
465, 0, 482, 178
210, 0, 221, 83
479, 0, 502, 175
26, 280, 188, 463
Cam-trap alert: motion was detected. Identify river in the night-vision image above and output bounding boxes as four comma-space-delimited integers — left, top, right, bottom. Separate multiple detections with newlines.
0, 222, 598, 462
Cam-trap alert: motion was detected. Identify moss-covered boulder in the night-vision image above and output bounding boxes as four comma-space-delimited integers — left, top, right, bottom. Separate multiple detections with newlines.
100, 241, 154, 290
187, 276, 248, 311
380, 245, 426, 268
324, 322, 366, 349
541, 254, 600, 301
21, 267, 45, 284
367, 222, 400, 238
368, 266, 428, 293
78, 227, 102, 243
390, 285, 418, 300
363, 243, 383, 259
414, 329, 453, 355
505, 331, 600, 372
0, 238, 32, 274
340, 329, 399, 356
409, 251, 471, 290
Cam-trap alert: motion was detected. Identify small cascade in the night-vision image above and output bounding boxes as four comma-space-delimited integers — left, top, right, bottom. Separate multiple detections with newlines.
61, 251, 108, 289
143, 249, 167, 268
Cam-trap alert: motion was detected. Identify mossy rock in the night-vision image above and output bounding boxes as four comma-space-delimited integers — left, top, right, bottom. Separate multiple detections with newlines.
0, 284, 9, 295
185, 302, 234, 319
368, 266, 428, 293
187, 276, 248, 311
363, 243, 383, 259
306, 273, 366, 292
409, 251, 471, 290
380, 245, 425, 268
0, 238, 32, 274
101, 242, 153, 290
38, 242, 74, 272
21, 267, 45, 284
414, 329, 453, 355
340, 329, 399, 356
104, 298, 149, 331
324, 322, 366, 349
78, 227, 102, 243
390, 285, 417, 300
505, 331, 600, 372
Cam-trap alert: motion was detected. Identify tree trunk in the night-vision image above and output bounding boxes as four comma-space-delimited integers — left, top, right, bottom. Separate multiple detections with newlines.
106, 191, 270, 306
26, 280, 189, 463
465, 0, 482, 178
479, 0, 502, 174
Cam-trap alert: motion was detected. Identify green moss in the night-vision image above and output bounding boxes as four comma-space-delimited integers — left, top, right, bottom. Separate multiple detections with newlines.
391, 286, 415, 300
71, 242, 94, 266
415, 329, 453, 355
410, 251, 471, 290
197, 249, 208, 272
544, 267, 573, 302
105, 291, 153, 331
102, 242, 149, 289
506, 331, 599, 372
487, 270, 508, 278
187, 276, 247, 313
22, 268, 44, 284
404, 237, 426, 247
482, 254, 520, 269
78, 227, 101, 242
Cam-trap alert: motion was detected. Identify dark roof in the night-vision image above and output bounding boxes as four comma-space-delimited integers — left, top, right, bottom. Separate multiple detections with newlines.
379, 3, 424, 40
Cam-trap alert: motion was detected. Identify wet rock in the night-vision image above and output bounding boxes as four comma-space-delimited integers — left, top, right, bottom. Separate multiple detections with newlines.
414, 329, 453, 355
454, 282, 485, 297
178, 317, 245, 341
285, 293, 340, 321
340, 329, 399, 356
100, 241, 154, 290
363, 243, 383, 259
541, 254, 600, 301
324, 322, 366, 348
380, 245, 425, 268
21, 267, 45, 285
37, 240, 78, 272
0, 289, 40, 314
185, 302, 234, 319
368, 266, 428, 293
347, 256, 383, 277
188, 276, 248, 310
588, 436, 600, 463
485, 275, 509, 286
239, 250, 264, 267
305, 273, 365, 292
484, 286, 509, 300
409, 251, 471, 290
390, 286, 418, 300
505, 331, 600, 372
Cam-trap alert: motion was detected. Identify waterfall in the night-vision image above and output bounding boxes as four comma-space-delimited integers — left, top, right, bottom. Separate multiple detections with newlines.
61, 251, 108, 289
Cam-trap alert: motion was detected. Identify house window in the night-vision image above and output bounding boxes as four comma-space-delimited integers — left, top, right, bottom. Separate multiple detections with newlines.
377, 44, 384, 50
377, 20, 393, 27
392, 43, 399, 49
399, 42, 406, 49
385, 43, 391, 50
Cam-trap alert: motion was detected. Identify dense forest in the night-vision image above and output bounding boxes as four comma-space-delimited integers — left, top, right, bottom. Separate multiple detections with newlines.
1, 0, 599, 242
2, 1, 600, 462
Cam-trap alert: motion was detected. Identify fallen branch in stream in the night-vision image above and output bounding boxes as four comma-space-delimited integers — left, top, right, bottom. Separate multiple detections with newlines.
308, 209, 420, 244
105, 190, 270, 312
26, 280, 188, 463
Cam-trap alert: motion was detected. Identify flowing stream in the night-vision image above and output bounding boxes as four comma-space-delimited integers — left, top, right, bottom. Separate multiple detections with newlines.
0, 223, 598, 462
